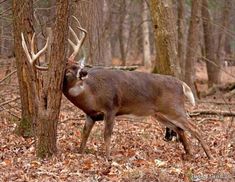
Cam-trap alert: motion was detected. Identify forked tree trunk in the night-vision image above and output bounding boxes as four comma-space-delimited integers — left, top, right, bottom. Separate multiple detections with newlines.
14, 0, 69, 158
150, 0, 180, 77
201, 0, 218, 88
12, 0, 36, 137
35, 0, 69, 158
185, 0, 201, 97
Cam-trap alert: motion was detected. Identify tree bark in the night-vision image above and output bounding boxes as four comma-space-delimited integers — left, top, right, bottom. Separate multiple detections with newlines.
118, 0, 127, 65
150, 0, 180, 140
36, 0, 69, 158
14, 0, 69, 158
142, 0, 151, 69
12, 0, 36, 137
201, 0, 218, 88
150, 0, 180, 77
216, 0, 231, 84
74, 0, 105, 65
177, 0, 186, 80
185, 0, 201, 97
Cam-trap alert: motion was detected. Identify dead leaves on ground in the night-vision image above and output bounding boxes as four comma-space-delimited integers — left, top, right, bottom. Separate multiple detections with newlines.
0, 98, 235, 181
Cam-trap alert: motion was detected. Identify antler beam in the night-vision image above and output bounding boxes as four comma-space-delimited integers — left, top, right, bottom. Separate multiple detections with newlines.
21, 33, 49, 70
68, 16, 87, 62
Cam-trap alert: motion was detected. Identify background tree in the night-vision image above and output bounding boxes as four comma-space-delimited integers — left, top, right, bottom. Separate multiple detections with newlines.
150, 0, 180, 77
71, 0, 105, 65
0, 0, 13, 57
177, 0, 186, 80
142, 0, 151, 69
184, 0, 201, 97
202, 0, 218, 88
216, 0, 232, 84
149, 0, 180, 140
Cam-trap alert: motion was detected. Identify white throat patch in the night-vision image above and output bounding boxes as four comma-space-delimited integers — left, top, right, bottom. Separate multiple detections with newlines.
68, 84, 85, 97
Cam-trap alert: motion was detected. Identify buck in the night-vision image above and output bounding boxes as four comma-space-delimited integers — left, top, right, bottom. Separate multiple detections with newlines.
21, 17, 212, 160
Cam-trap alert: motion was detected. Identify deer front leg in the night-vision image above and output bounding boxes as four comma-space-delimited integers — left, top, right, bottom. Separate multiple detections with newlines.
104, 112, 116, 160
78, 115, 95, 154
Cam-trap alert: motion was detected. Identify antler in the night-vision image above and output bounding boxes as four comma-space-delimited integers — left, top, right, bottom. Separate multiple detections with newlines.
21, 33, 49, 70
68, 16, 87, 62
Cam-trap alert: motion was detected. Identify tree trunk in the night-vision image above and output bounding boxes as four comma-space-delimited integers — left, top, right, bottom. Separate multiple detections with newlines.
118, 0, 127, 65
75, 0, 105, 65
102, 0, 112, 66
216, 0, 231, 83
1, 0, 13, 57
12, 0, 36, 137
142, 0, 151, 69
36, 0, 69, 158
185, 0, 201, 97
150, 0, 180, 77
201, 0, 218, 88
177, 0, 186, 80
13, 0, 69, 158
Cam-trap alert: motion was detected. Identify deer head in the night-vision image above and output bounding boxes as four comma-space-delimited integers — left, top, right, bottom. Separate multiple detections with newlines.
21, 16, 87, 76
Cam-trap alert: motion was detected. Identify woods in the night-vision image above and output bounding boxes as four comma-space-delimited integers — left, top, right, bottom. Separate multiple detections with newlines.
0, 0, 235, 181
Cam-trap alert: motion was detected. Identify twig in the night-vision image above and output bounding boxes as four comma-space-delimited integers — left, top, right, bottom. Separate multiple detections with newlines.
0, 70, 17, 83
0, 97, 20, 107
190, 110, 235, 117
198, 100, 235, 105
198, 117, 221, 124
35, 171, 59, 179
59, 117, 84, 124
0, 106, 21, 119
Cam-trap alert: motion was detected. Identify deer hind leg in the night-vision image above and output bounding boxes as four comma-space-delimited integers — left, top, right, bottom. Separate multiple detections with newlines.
79, 115, 95, 153
174, 127, 191, 155
104, 112, 116, 160
157, 112, 212, 159
156, 115, 191, 156
178, 118, 212, 159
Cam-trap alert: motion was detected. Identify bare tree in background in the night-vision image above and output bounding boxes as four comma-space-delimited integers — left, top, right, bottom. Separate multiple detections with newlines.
72, 0, 106, 65
150, 0, 180, 140
202, 0, 218, 88
177, 0, 186, 80
142, 0, 151, 69
185, 0, 201, 97
0, 0, 13, 57
150, 0, 180, 77
216, 0, 232, 83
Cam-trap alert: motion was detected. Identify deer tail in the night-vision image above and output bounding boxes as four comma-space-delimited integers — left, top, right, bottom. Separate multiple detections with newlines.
182, 82, 195, 106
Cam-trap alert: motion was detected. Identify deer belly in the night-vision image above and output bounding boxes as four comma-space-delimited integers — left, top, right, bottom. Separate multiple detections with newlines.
118, 103, 155, 116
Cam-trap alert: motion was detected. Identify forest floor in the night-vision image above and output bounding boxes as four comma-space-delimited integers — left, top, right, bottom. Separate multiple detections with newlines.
0, 59, 234, 182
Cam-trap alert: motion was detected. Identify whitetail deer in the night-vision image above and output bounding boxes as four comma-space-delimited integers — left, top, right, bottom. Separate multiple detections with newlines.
21, 17, 212, 160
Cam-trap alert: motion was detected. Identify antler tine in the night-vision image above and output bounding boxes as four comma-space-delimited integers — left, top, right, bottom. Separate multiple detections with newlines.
32, 36, 49, 64
72, 15, 87, 35
68, 16, 87, 61
21, 33, 33, 64
21, 32, 49, 70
